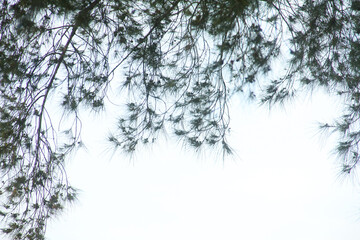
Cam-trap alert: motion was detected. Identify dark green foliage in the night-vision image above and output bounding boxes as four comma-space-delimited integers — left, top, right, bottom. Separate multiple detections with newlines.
1, 0, 360, 239
263, 0, 360, 175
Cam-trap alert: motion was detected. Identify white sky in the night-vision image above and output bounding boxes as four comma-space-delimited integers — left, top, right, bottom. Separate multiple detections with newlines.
46, 89, 360, 240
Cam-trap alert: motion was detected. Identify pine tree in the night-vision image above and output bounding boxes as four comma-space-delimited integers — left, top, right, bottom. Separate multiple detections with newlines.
0, 0, 359, 239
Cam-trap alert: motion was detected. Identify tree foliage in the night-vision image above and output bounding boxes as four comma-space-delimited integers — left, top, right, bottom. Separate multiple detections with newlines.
0, 0, 359, 239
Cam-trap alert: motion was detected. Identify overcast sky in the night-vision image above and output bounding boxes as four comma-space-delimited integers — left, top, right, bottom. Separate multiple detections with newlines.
46, 89, 360, 240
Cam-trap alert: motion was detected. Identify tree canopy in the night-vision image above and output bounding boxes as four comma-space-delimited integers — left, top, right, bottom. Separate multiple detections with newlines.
0, 0, 360, 239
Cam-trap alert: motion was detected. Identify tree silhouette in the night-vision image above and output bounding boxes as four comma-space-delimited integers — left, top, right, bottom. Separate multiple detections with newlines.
0, 0, 359, 239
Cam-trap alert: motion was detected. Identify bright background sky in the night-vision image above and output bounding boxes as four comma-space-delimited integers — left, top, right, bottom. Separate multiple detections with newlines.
46, 89, 360, 240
